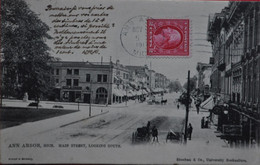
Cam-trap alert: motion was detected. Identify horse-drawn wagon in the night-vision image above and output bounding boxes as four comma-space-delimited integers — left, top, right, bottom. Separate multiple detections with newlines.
132, 126, 151, 144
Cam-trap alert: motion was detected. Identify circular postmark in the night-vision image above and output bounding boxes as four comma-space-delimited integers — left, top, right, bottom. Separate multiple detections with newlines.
120, 15, 152, 58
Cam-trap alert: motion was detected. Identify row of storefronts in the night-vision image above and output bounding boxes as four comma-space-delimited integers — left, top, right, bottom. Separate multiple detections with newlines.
207, 1, 260, 147
51, 61, 169, 105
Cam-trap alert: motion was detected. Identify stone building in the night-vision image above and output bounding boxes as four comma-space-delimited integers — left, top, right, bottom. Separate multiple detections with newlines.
207, 2, 260, 147
51, 61, 130, 104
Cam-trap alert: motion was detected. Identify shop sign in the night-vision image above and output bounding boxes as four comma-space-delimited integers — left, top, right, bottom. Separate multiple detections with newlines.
222, 125, 242, 136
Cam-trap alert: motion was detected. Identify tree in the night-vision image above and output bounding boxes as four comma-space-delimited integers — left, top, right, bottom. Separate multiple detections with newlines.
168, 80, 182, 93
1, 0, 53, 99
183, 75, 197, 92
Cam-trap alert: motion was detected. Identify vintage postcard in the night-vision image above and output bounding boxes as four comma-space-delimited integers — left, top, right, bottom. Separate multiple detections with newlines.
1, 0, 260, 164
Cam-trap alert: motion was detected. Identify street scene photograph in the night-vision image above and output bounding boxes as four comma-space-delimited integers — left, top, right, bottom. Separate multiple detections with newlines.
1, 0, 260, 164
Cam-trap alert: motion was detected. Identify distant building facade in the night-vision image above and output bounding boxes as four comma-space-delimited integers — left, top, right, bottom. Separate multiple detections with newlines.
196, 62, 212, 97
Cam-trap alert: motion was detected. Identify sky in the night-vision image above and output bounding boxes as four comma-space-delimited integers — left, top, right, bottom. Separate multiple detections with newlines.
25, 0, 229, 85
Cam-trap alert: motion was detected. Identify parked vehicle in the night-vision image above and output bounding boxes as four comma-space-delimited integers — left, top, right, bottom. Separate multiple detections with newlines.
52, 105, 64, 109
27, 102, 42, 108
166, 129, 183, 143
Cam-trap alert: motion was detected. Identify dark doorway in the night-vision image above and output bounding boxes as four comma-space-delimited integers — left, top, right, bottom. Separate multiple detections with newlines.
84, 94, 91, 103
69, 91, 75, 102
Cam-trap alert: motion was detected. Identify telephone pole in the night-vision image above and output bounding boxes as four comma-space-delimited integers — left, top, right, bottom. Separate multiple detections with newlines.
184, 70, 190, 144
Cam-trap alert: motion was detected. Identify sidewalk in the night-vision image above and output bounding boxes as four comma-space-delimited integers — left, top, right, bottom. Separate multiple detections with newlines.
2, 99, 138, 110
186, 107, 228, 148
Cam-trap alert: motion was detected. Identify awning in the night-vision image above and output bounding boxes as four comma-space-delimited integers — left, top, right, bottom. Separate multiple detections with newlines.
136, 90, 142, 95
119, 89, 126, 96
129, 81, 138, 87
200, 96, 214, 110
113, 89, 124, 96
127, 91, 134, 97
128, 90, 135, 96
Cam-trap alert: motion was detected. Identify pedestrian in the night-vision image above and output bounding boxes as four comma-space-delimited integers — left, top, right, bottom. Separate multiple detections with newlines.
201, 117, 205, 128
196, 99, 201, 114
177, 103, 180, 109
205, 117, 209, 128
152, 126, 159, 142
187, 123, 193, 140
146, 121, 151, 135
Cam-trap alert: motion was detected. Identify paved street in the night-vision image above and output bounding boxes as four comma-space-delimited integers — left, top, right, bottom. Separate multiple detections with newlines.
2, 93, 259, 164
1, 93, 185, 145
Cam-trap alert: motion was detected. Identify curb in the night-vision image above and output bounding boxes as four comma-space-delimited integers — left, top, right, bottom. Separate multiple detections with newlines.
60, 110, 109, 128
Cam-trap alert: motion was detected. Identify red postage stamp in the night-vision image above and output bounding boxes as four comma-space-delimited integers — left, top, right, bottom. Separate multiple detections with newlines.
147, 19, 189, 56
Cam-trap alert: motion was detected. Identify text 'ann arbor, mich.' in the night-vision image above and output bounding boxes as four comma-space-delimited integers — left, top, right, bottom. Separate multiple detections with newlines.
45, 4, 115, 55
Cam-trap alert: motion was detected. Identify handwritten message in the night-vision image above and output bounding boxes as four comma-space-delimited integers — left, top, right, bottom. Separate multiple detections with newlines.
45, 4, 114, 55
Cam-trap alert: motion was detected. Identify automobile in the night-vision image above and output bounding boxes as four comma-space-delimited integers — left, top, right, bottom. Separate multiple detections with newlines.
27, 102, 42, 108
52, 105, 64, 109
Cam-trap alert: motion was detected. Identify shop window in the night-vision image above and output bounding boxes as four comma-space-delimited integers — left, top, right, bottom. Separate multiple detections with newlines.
96, 87, 108, 104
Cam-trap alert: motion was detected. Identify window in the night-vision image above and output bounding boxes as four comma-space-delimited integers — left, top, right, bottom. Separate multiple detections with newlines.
74, 69, 79, 75
97, 74, 102, 82
56, 69, 59, 75
97, 74, 107, 82
67, 69, 72, 75
66, 79, 72, 86
86, 74, 91, 82
103, 75, 107, 82
73, 79, 79, 86
56, 79, 59, 83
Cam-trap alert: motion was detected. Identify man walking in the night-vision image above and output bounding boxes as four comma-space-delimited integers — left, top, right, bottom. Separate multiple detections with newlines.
195, 99, 201, 114
187, 123, 193, 140
152, 126, 159, 142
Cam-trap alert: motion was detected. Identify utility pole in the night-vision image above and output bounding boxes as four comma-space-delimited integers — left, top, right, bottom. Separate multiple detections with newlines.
89, 80, 92, 117
184, 70, 190, 144
106, 56, 112, 106
125, 85, 128, 106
